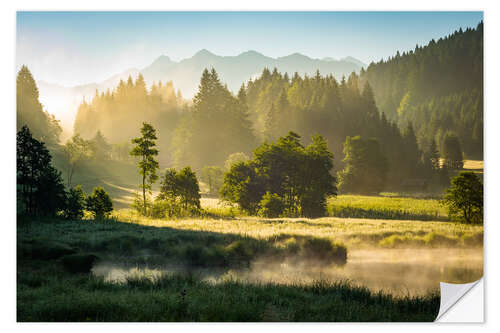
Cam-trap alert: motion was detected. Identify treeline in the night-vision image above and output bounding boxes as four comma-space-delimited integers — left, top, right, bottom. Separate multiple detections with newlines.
73, 74, 184, 165
241, 67, 444, 190
360, 22, 483, 159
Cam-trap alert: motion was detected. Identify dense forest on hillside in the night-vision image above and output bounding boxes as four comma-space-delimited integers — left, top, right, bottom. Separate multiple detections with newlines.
73, 75, 184, 165
360, 22, 483, 159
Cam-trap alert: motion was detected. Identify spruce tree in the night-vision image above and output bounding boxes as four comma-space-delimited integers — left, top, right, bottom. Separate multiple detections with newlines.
130, 122, 159, 214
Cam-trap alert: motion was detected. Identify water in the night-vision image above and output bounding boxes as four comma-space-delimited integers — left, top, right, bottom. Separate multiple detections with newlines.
92, 248, 483, 296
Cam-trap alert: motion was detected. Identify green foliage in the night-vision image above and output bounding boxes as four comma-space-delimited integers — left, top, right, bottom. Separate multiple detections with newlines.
17, 125, 67, 216
86, 187, 113, 219
220, 161, 265, 215
442, 171, 483, 224
64, 185, 86, 220
337, 136, 388, 195
258, 192, 285, 218
200, 166, 224, 196
130, 122, 159, 215
17, 66, 62, 145
157, 167, 201, 216
222, 132, 336, 217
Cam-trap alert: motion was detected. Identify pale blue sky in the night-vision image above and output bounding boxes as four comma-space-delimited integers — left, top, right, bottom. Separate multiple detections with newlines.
17, 11, 483, 86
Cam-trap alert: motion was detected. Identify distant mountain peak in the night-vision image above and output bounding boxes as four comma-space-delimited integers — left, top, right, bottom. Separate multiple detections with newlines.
281, 52, 311, 60
193, 49, 217, 58
238, 50, 266, 57
340, 56, 366, 68
150, 55, 174, 67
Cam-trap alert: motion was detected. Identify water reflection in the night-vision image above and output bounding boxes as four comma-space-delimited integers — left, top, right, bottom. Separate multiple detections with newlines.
92, 248, 483, 296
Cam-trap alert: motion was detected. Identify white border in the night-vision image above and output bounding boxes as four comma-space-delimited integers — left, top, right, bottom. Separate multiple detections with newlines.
2, 1, 499, 331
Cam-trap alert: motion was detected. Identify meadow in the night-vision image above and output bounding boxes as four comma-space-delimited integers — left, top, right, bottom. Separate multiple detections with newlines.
17, 216, 444, 322
326, 195, 448, 221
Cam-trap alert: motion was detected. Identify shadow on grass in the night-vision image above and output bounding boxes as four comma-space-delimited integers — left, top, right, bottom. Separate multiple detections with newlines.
17, 216, 440, 322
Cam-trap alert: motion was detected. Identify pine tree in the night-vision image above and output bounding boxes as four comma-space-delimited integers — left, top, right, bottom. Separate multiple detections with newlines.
130, 122, 159, 214
17, 66, 61, 144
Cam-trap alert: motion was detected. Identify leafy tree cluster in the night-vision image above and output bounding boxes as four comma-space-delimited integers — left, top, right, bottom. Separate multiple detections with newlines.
220, 132, 336, 218
73, 74, 183, 165
360, 22, 483, 159
442, 171, 483, 224
17, 66, 62, 145
157, 167, 201, 212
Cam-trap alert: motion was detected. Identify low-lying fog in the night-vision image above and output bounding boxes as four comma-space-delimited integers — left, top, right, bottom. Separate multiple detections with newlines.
92, 248, 483, 297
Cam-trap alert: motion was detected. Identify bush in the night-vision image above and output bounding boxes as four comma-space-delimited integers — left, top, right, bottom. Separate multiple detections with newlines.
64, 185, 86, 219
258, 192, 285, 218
86, 187, 113, 219
300, 238, 347, 265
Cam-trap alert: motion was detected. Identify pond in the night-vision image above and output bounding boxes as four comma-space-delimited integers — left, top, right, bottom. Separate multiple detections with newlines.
92, 248, 483, 296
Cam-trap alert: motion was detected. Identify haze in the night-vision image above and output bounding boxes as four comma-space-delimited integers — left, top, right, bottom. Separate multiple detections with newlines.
16, 11, 482, 138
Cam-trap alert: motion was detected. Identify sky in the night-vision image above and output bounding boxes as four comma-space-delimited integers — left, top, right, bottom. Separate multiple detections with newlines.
17, 11, 483, 87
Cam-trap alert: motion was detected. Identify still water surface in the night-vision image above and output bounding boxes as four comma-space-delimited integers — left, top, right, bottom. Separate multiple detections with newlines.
92, 248, 483, 296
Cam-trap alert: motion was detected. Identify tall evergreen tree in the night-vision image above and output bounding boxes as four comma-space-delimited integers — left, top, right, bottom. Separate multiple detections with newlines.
130, 122, 160, 214
17, 66, 61, 145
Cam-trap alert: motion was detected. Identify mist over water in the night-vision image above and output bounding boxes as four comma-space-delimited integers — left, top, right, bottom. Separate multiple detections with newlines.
93, 248, 483, 297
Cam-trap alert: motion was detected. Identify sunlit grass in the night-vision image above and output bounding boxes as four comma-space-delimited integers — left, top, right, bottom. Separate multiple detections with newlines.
111, 209, 482, 249
327, 195, 448, 221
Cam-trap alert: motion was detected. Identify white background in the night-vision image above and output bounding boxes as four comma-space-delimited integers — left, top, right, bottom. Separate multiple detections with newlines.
1, 0, 498, 331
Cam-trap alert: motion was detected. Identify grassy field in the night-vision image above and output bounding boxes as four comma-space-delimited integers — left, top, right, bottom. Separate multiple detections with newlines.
17, 216, 442, 322
327, 195, 448, 221
114, 209, 482, 249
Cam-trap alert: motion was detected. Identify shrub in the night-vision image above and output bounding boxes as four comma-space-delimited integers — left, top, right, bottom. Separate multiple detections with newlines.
86, 187, 113, 219
258, 192, 285, 218
64, 185, 86, 219
300, 238, 347, 265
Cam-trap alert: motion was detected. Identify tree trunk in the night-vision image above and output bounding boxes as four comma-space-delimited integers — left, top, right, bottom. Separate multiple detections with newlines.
143, 174, 146, 215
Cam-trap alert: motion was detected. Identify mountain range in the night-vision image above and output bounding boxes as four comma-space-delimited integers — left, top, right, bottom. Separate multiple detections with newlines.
36, 50, 365, 136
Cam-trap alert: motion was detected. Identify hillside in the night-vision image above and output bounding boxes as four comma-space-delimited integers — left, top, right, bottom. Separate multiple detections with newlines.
360, 22, 483, 159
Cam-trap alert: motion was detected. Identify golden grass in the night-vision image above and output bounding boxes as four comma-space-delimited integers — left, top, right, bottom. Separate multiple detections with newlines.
327, 195, 447, 221
112, 209, 483, 249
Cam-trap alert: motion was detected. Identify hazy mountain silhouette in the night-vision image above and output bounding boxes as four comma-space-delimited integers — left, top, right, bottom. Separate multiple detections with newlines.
37, 50, 364, 134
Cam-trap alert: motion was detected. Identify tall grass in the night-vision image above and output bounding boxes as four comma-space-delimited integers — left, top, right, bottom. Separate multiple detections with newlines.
111, 209, 482, 249
17, 260, 440, 322
327, 195, 448, 221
